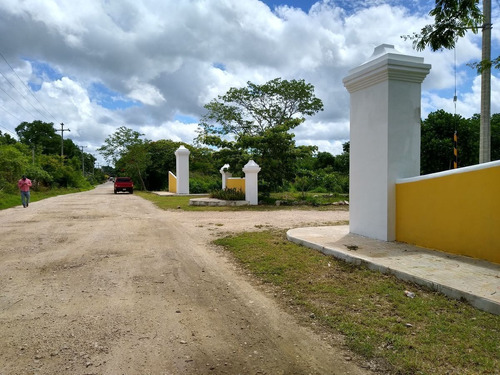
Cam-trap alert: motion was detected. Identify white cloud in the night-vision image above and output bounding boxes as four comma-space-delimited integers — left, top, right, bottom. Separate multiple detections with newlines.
0, 0, 498, 166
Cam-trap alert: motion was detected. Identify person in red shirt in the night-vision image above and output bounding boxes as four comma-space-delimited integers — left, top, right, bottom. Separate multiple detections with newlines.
17, 175, 32, 208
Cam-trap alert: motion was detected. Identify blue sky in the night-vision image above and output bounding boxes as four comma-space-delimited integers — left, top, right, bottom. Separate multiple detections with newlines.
0, 0, 498, 164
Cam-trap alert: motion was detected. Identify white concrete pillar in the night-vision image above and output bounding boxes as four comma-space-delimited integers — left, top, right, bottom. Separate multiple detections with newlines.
242, 160, 260, 205
219, 164, 232, 190
175, 145, 190, 194
343, 44, 431, 241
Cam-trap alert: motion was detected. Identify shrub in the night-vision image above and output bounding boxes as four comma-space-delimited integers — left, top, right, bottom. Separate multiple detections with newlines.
190, 175, 220, 194
210, 188, 245, 201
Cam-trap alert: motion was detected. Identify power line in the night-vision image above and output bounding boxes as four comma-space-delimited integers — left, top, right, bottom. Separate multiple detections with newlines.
0, 122, 18, 138
0, 51, 58, 122
0, 102, 23, 122
0, 84, 37, 119
0, 70, 51, 122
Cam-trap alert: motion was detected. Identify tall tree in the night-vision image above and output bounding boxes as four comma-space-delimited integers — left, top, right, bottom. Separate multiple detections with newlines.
407, 0, 494, 163
97, 126, 146, 167
0, 131, 17, 145
15, 120, 60, 155
197, 78, 324, 191
144, 140, 183, 190
117, 143, 150, 190
421, 110, 480, 174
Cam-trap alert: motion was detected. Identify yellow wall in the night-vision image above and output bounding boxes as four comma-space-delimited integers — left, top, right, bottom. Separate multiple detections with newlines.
168, 171, 177, 193
396, 163, 500, 264
227, 178, 245, 193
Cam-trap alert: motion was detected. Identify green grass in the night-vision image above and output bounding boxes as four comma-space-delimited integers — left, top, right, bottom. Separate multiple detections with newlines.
0, 187, 93, 210
136, 191, 349, 211
215, 230, 500, 375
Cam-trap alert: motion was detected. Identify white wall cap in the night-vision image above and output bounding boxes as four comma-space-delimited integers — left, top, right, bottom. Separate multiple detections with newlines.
346, 44, 426, 76
243, 160, 261, 173
397, 160, 500, 184
175, 145, 190, 155
220, 163, 230, 173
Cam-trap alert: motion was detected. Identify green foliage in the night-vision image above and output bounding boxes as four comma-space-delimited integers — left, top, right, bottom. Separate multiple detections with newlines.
210, 188, 246, 201
404, 0, 483, 52
0, 143, 30, 193
198, 78, 323, 138
144, 140, 181, 190
293, 169, 349, 196
0, 120, 104, 196
116, 143, 151, 190
97, 126, 147, 166
419, 110, 500, 174
189, 173, 220, 194
15, 120, 60, 155
24, 165, 53, 189
0, 130, 17, 145
404, 0, 499, 73
197, 78, 324, 192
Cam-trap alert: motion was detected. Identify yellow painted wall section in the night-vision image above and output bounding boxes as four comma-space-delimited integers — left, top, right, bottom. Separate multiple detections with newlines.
227, 178, 245, 193
396, 164, 500, 264
168, 171, 177, 194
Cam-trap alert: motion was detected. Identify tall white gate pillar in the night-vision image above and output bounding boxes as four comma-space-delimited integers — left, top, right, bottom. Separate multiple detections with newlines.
243, 160, 260, 205
343, 44, 431, 241
175, 145, 190, 194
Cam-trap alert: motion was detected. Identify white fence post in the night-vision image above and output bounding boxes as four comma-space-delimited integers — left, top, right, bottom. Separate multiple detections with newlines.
175, 146, 190, 194
242, 160, 260, 205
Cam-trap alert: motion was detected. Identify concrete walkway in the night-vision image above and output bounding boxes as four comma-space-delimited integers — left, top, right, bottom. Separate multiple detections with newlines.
287, 226, 500, 315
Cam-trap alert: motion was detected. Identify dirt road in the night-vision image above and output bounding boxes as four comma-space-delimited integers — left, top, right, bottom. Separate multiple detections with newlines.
0, 183, 368, 375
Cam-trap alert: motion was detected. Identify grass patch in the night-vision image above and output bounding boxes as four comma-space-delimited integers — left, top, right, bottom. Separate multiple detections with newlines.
214, 230, 500, 375
0, 187, 92, 210
137, 191, 349, 211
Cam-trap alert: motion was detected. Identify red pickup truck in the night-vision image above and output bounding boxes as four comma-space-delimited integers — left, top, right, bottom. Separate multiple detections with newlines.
114, 177, 134, 194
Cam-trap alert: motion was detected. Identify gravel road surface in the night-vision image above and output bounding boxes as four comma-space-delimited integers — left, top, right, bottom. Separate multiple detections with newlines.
0, 183, 369, 375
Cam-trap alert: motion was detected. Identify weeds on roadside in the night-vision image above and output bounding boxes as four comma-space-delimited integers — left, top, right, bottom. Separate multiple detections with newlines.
138, 191, 349, 211
210, 188, 246, 201
215, 230, 500, 375
0, 187, 92, 210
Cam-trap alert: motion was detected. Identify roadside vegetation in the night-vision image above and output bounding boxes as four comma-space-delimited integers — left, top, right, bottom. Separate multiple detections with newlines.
136, 191, 349, 212
215, 229, 500, 375
0, 186, 93, 210
0, 120, 107, 211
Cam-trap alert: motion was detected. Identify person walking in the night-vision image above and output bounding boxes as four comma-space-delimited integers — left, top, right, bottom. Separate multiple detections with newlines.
17, 175, 32, 208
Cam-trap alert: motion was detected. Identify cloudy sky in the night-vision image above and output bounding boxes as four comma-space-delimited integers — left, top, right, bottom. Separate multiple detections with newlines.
0, 0, 499, 165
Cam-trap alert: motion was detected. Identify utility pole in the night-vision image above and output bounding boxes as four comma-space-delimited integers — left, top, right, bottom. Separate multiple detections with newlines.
79, 145, 88, 175
480, 0, 491, 163
55, 122, 70, 160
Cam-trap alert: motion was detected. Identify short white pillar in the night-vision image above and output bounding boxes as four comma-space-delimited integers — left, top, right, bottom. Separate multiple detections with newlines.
175, 145, 190, 194
242, 160, 260, 205
219, 164, 232, 190
343, 44, 431, 241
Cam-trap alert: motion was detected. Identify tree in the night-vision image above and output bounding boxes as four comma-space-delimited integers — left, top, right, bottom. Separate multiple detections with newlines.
97, 126, 147, 167
15, 120, 60, 155
0, 131, 17, 145
197, 78, 324, 191
0, 143, 30, 192
406, 0, 494, 163
116, 143, 150, 190
420, 110, 482, 174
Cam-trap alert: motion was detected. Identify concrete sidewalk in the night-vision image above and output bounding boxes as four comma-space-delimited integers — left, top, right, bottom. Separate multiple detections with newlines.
287, 226, 500, 315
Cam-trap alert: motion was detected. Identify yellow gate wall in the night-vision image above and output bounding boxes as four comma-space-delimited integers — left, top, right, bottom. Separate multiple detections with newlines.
226, 178, 245, 193
396, 161, 500, 264
168, 171, 177, 193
